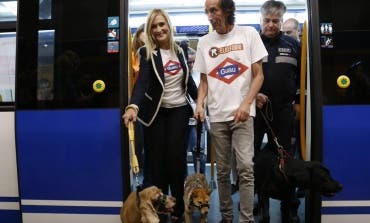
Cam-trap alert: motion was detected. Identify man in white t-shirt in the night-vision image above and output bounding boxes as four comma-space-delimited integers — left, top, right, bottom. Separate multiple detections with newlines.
193, 0, 267, 222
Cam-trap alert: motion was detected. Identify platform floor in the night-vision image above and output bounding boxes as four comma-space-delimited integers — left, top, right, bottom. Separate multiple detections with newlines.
150, 163, 306, 223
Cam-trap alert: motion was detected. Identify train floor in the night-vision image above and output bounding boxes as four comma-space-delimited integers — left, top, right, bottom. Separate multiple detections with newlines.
152, 163, 305, 223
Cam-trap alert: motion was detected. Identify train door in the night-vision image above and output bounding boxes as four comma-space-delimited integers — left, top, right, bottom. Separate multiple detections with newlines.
307, 0, 370, 222
16, 0, 130, 222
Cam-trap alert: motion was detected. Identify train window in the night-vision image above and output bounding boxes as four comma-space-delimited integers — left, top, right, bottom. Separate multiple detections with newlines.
319, 1, 370, 105
39, 0, 52, 20
17, 0, 121, 109
37, 30, 55, 101
0, 32, 16, 104
0, 1, 17, 22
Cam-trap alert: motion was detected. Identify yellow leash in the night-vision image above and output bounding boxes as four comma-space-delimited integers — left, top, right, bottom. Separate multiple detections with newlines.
128, 121, 140, 187
299, 21, 307, 160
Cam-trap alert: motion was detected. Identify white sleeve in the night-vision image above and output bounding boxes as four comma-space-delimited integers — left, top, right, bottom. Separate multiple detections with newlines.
250, 28, 268, 63
193, 39, 207, 74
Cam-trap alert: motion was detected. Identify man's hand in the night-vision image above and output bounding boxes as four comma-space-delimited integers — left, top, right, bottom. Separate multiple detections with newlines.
234, 103, 251, 123
194, 105, 205, 122
256, 93, 269, 109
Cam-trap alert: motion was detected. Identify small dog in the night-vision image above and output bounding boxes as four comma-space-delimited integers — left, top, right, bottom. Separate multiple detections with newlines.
254, 148, 343, 223
120, 186, 176, 223
184, 173, 212, 223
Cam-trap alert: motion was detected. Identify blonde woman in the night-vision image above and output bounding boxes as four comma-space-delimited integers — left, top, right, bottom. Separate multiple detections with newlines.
123, 9, 197, 223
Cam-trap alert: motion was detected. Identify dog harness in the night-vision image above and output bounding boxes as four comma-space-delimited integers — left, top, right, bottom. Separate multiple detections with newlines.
153, 194, 170, 214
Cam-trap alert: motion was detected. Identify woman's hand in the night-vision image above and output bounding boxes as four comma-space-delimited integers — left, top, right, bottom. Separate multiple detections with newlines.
122, 107, 138, 127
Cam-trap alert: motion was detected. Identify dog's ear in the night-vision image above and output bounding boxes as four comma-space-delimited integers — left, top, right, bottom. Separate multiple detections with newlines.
139, 187, 159, 222
207, 189, 212, 196
140, 201, 159, 223
285, 159, 311, 186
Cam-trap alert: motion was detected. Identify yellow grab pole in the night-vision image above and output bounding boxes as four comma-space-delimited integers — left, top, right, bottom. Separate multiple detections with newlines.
128, 28, 134, 98
300, 21, 307, 160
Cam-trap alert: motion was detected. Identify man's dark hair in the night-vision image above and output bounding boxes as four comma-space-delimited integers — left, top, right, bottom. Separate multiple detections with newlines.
220, 0, 235, 25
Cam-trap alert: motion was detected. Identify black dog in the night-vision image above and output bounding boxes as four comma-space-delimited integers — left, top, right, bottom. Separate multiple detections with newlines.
254, 148, 343, 223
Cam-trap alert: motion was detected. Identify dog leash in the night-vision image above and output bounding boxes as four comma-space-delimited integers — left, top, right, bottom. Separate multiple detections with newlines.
258, 100, 291, 181
195, 121, 204, 174
127, 121, 141, 189
128, 121, 145, 210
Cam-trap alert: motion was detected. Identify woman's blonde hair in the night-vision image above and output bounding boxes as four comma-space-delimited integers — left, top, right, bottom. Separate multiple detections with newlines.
144, 9, 177, 60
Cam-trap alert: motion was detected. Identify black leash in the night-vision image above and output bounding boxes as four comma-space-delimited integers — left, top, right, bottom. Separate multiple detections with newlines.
258, 100, 291, 182
194, 121, 204, 174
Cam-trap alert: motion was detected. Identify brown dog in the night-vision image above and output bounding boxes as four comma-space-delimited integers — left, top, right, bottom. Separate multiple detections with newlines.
120, 186, 176, 223
184, 173, 212, 223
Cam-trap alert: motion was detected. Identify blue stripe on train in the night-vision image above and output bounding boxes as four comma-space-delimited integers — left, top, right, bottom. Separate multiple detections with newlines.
16, 109, 123, 201
323, 105, 370, 201
0, 197, 19, 202
323, 206, 370, 214
21, 205, 120, 214
0, 210, 21, 223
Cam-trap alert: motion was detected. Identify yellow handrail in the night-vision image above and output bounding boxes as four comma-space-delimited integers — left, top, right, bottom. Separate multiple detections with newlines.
300, 21, 307, 160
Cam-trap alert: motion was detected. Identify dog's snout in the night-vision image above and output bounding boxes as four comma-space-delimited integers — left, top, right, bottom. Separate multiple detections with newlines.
201, 207, 209, 215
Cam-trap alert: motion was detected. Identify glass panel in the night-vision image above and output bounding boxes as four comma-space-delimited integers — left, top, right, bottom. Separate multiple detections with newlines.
39, 0, 52, 20
0, 32, 16, 103
0, 1, 17, 22
37, 30, 55, 101
17, 0, 120, 109
320, 0, 370, 105
50, 0, 120, 108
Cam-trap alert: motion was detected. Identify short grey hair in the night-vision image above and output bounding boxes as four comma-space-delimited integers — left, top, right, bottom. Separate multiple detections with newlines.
260, 0, 286, 17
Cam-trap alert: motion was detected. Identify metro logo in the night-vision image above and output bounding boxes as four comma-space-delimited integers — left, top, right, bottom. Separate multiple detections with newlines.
164, 60, 182, 75
218, 64, 238, 77
209, 57, 248, 84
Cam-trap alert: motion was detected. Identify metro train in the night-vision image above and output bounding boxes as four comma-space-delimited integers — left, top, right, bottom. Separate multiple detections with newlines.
0, 0, 370, 223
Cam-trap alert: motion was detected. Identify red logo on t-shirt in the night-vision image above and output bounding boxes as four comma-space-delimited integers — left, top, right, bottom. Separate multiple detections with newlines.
164, 60, 182, 76
209, 57, 248, 84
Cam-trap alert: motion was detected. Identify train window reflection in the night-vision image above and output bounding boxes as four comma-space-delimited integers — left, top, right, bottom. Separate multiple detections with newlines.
39, 0, 52, 20
0, 32, 16, 104
37, 30, 55, 101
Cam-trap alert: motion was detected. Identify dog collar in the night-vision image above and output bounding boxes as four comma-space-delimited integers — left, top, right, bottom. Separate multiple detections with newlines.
154, 194, 168, 214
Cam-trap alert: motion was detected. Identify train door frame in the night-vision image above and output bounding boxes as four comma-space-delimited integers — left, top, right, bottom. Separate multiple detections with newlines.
119, 0, 132, 201
306, 0, 324, 222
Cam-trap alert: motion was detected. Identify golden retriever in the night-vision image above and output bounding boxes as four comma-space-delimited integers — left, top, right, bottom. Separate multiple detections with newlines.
184, 173, 212, 223
120, 186, 176, 223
